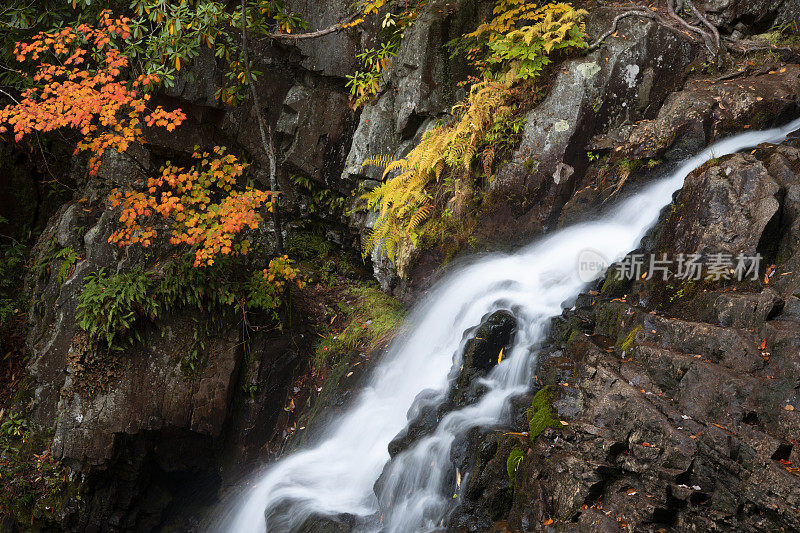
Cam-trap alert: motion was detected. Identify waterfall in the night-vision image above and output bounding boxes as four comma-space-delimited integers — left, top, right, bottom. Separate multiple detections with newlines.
216, 118, 800, 532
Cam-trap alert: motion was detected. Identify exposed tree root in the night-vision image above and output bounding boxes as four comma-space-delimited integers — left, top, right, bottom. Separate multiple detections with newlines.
589, 0, 722, 56
588, 9, 662, 51
685, 0, 720, 51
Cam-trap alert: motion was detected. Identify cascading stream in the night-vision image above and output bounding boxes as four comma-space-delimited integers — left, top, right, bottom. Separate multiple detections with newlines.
216, 118, 800, 533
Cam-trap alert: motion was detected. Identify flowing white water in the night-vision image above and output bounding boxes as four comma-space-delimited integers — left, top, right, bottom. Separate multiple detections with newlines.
218, 118, 800, 533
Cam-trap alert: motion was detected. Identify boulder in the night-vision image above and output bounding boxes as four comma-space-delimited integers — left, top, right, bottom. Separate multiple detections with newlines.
610, 65, 800, 163
451, 310, 517, 406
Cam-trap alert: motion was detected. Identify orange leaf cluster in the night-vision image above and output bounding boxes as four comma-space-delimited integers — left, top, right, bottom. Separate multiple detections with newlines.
108, 147, 277, 267
0, 11, 185, 175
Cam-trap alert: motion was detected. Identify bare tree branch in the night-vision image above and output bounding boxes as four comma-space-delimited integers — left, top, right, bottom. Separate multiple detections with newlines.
260, 13, 359, 41
0, 88, 20, 105
241, 0, 285, 255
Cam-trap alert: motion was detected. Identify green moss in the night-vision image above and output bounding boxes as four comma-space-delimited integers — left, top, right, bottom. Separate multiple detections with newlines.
668, 278, 696, 303
314, 284, 405, 370
566, 329, 584, 346
527, 387, 563, 442
506, 445, 524, 480
617, 325, 642, 354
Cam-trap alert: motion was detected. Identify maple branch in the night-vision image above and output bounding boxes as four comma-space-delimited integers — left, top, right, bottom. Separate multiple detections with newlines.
241, 0, 285, 256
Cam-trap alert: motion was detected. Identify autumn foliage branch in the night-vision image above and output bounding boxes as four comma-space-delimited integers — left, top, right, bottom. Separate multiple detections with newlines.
0, 11, 185, 175
109, 147, 278, 267
0, 12, 291, 272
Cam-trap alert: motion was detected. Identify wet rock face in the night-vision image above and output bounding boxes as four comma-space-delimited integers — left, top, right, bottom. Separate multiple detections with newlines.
292, 511, 358, 533
612, 64, 800, 163
702, 0, 800, 30
658, 153, 780, 259
387, 388, 447, 458
457, 139, 800, 531
21, 151, 308, 527
462, 311, 518, 373
482, 13, 698, 245
452, 310, 517, 406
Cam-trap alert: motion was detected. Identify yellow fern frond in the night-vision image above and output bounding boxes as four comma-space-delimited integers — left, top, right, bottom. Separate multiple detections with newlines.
361, 154, 394, 170
407, 203, 434, 234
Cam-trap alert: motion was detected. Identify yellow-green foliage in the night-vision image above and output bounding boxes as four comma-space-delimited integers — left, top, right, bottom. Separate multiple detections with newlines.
486, 3, 588, 80
361, 154, 395, 170
360, 78, 514, 262
360, 1, 587, 264
465, 0, 545, 42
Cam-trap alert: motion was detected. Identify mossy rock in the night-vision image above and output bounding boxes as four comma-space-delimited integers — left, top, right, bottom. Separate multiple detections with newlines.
599, 266, 634, 299
616, 325, 642, 355
527, 387, 563, 442
506, 445, 524, 481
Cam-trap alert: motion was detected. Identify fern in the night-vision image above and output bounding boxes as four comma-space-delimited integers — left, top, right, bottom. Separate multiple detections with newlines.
359, 79, 514, 261
360, 1, 587, 265
361, 154, 395, 170
77, 268, 158, 350
408, 203, 434, 235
